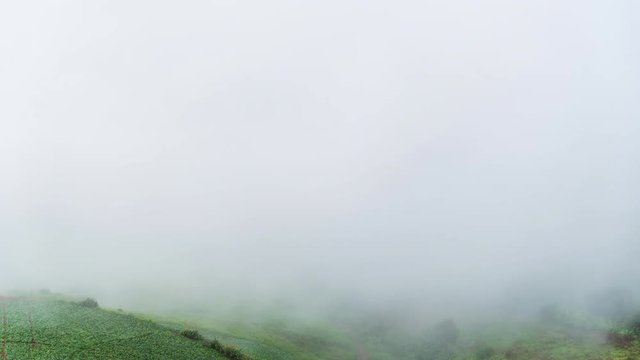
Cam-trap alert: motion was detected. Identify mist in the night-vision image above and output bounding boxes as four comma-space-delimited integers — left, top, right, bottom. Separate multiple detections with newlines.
1, 0, 639, 322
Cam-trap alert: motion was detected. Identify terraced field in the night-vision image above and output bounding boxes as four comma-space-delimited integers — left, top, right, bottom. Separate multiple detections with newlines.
0, 296, 222, 359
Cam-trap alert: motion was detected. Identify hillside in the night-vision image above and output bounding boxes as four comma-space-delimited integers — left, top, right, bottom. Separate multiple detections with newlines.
4, 294, 640, 360
0, 296, 223, 360
0, 293, 356, 360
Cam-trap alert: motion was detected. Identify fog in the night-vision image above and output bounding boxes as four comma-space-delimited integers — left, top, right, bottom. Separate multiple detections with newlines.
1, 1, 639, 317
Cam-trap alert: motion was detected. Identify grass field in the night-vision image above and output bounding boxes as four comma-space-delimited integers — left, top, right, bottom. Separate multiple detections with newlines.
150, 312, 358, 360
2, 293, 640, 359
142, 303, 640, 360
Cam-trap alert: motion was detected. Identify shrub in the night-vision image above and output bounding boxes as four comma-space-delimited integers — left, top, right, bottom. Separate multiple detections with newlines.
180, 329, 203, 341
207, 339, 252, 359
627, 313, 640, 337
208, 339, 224, 352
78, 298, 99, 308
220, 344, 245, 359
607, 331, 634, 348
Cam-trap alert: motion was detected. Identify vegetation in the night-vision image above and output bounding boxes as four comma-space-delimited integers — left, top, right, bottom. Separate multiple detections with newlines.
77, 297, 99, 308
627, 313, 640, 337
4, 293, 640, 359
177, 328, 253, 359
217, 344, 247, 360
146, 302, 640, 360
0, 296, 221, 359
207, 339, 252, 360
180, 329, 204, 340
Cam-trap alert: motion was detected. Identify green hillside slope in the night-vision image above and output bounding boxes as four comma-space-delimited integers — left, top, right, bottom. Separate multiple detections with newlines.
0, 296, 222, 360
4, 294, 640, 360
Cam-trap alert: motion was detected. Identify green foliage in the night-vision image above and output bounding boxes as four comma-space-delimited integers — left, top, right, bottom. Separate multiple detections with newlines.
207, 338, 253, 359
627, 313, 640, 337
6, 294, 640, 360
78, 297, 99, 308
208, 338, 224, 352
180, 328, 204, 340
219, 344, 246, 359
0, 298, 221, 359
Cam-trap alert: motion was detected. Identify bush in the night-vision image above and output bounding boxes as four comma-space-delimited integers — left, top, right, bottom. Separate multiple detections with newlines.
207, 339, 252, 359
208, 339, 224, 352
627, 313, 640, 337
78, 298, 99, 308
220, 344, 244, 359
180, 329, 203, 341
607, 331, 634, 348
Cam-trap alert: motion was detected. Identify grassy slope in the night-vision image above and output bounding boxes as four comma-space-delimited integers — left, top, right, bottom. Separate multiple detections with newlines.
151, 314, 358, 360
144, 309, 640, 360
1, 297, 222, 360
4, 294, 640, 360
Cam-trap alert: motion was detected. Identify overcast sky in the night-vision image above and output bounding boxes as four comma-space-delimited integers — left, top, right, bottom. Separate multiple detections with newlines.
1, 1, 639, 308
